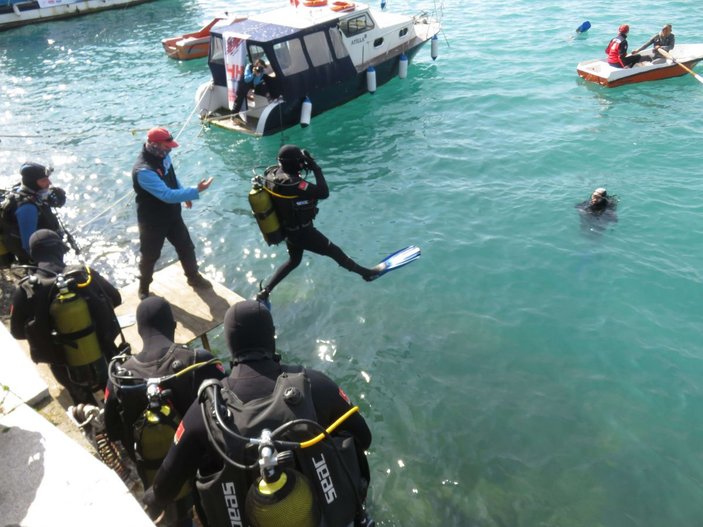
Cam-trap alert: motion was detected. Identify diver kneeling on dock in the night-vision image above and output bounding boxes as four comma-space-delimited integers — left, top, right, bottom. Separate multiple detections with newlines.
104, 297, 226, 527
10, 229, 122, 405
143, 299, 375, 527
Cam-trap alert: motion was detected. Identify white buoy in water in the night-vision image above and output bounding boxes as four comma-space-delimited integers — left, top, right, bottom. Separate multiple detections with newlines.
431, 34, 439, 60
300, 96, 312, 127
367, 66, 377, 94
398, 53, 408, 79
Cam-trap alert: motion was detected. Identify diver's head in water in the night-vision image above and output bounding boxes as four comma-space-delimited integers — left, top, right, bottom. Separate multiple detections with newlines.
589, 188, 608, 211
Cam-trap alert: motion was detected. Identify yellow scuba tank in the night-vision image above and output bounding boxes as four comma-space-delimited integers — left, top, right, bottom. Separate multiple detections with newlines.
249, 178, 284, 246
136, 399, 190, 499
49, 275, 107, 389
246, 468, 320, 527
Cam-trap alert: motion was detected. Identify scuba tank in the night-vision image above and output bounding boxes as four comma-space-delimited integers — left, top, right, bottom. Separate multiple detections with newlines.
49, 274, 107, 390
246, 468, 319, 527
134, 382, 191, 499
249, 173, 284, 246
245, 431, 320, 527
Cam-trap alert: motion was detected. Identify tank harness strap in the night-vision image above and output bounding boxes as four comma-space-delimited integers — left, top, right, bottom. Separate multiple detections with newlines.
54, 324, 96, 347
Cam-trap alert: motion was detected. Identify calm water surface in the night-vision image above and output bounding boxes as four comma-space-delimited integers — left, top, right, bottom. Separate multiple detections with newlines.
2, 0, 703, 525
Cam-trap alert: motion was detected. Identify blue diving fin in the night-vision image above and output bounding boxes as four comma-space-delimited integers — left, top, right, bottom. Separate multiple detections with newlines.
367, 245, 421, 281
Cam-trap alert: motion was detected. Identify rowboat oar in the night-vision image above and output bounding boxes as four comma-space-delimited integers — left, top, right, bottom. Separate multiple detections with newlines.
656, 48, 703, 84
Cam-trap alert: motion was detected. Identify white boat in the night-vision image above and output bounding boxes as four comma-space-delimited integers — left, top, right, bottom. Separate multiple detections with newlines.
195, 0, 441, 136
0, 0, 154, 31
576, 44, 703, 88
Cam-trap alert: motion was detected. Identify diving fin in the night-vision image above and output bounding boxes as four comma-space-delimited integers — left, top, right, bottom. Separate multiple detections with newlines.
367, 245, 421, 281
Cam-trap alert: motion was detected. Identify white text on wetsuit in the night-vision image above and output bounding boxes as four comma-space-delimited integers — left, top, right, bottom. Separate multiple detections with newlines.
222, 482, 243, 526
312, 454, 337, 503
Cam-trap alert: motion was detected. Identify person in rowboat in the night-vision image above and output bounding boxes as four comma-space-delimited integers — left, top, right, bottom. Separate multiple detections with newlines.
606, 24, 641, 68
633, 24, 675, 56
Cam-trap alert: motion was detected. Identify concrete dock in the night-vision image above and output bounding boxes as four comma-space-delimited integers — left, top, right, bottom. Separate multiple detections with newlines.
0, 262, 244, 526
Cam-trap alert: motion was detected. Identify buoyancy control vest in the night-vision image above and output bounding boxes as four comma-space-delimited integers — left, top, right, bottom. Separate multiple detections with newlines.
19, 266, 120, 388
1, 185, 61, 262
264, 168, 318, 231
132, 149, 181, 224
197, 368, 363, 527
108, 345, 197, 498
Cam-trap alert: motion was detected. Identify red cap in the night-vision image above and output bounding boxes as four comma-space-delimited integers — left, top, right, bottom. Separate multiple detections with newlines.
146, 127, 179, 148
619, 24, 629, 34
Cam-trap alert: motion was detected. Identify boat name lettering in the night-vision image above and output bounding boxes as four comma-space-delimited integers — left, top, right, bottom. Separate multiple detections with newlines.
350, 34, 367, 45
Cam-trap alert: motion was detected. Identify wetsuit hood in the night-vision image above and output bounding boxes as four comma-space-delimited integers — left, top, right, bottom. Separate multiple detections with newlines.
277, 144, 304, 175
224, 300, 275, 361
20, 162, 49, 192
136, 297, 177, 357
29, 229, 67, 275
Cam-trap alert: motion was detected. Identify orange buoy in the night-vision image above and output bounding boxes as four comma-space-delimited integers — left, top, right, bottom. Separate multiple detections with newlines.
330, 1, 355, 11
303, 0, 328, 6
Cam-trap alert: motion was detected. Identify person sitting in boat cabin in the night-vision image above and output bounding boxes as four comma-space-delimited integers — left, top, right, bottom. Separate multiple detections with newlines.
232, 58, 272, 113
632, 24, 675, 57
606, 24, 641, 68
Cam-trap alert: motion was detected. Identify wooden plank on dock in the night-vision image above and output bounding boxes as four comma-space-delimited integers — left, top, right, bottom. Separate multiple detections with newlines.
114, 262, 244, 351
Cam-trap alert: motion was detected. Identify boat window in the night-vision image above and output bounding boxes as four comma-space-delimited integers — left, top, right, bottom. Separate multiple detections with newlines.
399, 27, 408, 37
210, 36, 224, 63
373, 37, 383, 47
338, 14, 375, 37
303, 31, 333, 66
248, 44, 266, 64
273, 38, 309, 76
328, 28, 349, 59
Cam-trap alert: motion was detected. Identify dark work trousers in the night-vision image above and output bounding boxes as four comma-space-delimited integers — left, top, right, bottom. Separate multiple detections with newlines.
138, 216, 198, 284
264, 225, 371, 293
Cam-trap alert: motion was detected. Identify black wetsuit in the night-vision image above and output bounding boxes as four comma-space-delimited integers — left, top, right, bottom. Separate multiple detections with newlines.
145, 359, 372, 522
10, 230, 122, 405
1, 185, 63, 264
262, 164, 376, 295
104, 297, 225, 527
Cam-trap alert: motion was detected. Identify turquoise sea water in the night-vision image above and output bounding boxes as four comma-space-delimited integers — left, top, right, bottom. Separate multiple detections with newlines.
3, 0, 703, 525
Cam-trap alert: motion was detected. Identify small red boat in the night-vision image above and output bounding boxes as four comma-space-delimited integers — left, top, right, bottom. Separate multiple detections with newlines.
162, 16, 245, 60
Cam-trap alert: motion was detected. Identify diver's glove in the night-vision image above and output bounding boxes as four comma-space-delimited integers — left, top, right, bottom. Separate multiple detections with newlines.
48, 186, 66, 207
302, 149, 318, 170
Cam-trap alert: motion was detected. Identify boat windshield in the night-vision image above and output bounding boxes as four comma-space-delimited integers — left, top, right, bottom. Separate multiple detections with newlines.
303, 31, 334, 67
338, 13, 375, 37
273, 38, 309, 76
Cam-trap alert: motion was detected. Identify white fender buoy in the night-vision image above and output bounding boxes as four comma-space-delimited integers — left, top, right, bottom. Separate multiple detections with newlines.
367, 66, 377, 94
431, 35, 439, 60
398, 53, 408, 79
300, 96, 312, 127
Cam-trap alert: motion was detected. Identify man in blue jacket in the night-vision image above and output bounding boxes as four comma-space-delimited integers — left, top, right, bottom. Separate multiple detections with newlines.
132, 127, 213, 299
1, 162, 66, 264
